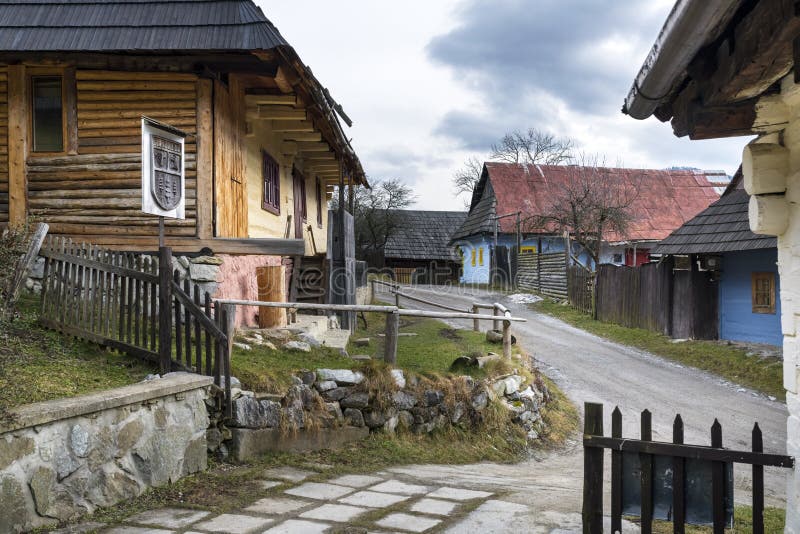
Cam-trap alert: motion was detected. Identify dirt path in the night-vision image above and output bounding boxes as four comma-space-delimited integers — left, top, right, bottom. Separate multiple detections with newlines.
374, 284, 789, 518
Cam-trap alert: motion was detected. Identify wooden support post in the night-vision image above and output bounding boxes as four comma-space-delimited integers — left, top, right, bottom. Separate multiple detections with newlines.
752, 423, 764, 534
711, 420, 725, 534
493, 305, 501, 331
8, 64, 27, 227
641, 409, 654, 534
196, 78, 214, 239
158, 246, 173, 374
256, 265, 286, 328
611, 407, 623, 534
221, 302, 235, 418
472, 304, 480, 332
673, 414, 686, 534
384, 310, 399, 365
395, 291, 400, 308
502, 316, 511, 359
582, 402, 604, 534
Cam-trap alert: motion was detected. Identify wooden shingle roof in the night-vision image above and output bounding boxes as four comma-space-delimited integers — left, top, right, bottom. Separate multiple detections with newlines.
0, 0, 288, 51
652, 172, 776, 255
384, 210, 467, 262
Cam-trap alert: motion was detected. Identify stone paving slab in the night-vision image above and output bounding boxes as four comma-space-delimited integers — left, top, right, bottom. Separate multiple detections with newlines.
52, 522, 107, 534
368, 480, 429, 495
104, 528, 175, 534
328, 474, 385, 488
262, 466, 317, 482
338, 490, 410, 508
426, 487, 493, 501
127, 508, 211, 529
258, 480, 283, 490
409, 498, 458, 516
244, 496, 311, 515
375, 513, 441, 533
285, 482, 354, 500
299, 503, 369, 523
192, 513, 274, 533
442, 499, 530, 533
262, 519, 331, 534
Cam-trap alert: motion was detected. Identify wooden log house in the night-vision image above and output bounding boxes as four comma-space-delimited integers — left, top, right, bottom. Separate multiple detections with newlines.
0, 0, 366, 323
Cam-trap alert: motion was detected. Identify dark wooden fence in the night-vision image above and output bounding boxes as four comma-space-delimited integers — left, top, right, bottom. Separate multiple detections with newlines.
595, 258, 718, 339
567, 266, 594, 314
39, 237, 233, 415
516, 251, 567, 298
582, 403, 793, 534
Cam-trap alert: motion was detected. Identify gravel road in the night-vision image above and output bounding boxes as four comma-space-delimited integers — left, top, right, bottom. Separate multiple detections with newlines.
373, 284, 789, 517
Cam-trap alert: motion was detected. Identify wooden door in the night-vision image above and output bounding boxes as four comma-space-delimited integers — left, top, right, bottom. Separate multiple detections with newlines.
292, 168, 306, 239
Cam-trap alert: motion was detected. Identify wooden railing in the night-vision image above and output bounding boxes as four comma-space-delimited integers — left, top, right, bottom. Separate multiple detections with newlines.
582, 402, 794, 534
215, 298, 526, 362
39, 238, 233, 415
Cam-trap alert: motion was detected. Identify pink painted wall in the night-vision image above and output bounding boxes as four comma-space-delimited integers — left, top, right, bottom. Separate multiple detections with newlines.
214, 254, 283, 327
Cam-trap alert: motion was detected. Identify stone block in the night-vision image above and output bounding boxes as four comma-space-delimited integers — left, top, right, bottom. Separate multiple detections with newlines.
340, 392, 369, 409
299, 503, 367, 523
127, 508, 210, 529
0, 435, 34, 470
339, 490, 409, 508
230, 397, 281, 429
298, 370, 316, 385
411, 498, 459, 516
284, 341, 311, 352
375, 513, 441, 533
314, 380, 337, 392
190, 255, 223, 265
244, 497, 310, 515
343, 408, 364, 427
427, 487, 493, 501
425, 390, 444, 407
322, 387, 350, 402
392, 391, 417, 410
0, 475, 34, 533
194, 513, 274, 533
315, 369, 365, 385
285, 482, 354, 501
228, 427, 369, 461
327, 474, 384, 488
363, 410, 386, 429
368, 480, 429, 495
188, 263, 220, 283
263, 519, 330, 534
391, 369, 406, 388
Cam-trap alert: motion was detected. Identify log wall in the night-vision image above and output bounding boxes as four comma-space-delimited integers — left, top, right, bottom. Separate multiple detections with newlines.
0, 67, 8, 223
26, 70, 200, 238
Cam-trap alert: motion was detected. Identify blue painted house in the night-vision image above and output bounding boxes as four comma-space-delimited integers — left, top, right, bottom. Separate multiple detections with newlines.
654, 173, 781, 346
451, 162, 722, 285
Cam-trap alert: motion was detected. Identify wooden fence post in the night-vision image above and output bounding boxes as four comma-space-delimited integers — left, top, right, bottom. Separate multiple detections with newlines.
502, 315, 511, 359
384, 310, 399, 365
641, 409, 654, 534
611, 407, 622, 534
158, 246, 173, 374
752, 423, 764, 534
395, 291, 400, 308
221, 302, 235, 418
493, 305, 500, 331
472, 304, 480, 332
583, 402, 604, 534
673, 414, 686, 533
711, 420, 725, 534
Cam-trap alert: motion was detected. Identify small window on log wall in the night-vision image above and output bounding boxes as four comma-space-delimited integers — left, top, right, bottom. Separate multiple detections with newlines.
31, 76, 64, 152
316, 176, 324, 227
752, 272, 776, 314
262, 150, 280, 214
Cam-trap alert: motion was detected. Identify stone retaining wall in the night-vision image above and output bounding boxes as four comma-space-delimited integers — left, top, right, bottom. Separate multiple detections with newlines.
0, 374, 212, 533
223, 367, 549, 461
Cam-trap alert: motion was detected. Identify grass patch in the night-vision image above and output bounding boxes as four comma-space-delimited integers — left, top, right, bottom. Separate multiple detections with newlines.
646, 505, 784, 533
347, 311, 520, 379
0, 295, 155, 417
533, 299, 784, 400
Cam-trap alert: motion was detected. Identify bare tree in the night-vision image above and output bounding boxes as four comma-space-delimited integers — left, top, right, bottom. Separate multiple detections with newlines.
335, 178, 415, 265
528, 156, 641, 269
490, 129, 574, 166
452, 156, 484, 207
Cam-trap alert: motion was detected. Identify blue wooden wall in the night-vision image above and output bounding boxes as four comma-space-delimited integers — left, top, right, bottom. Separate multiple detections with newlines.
718, 249, 781, 346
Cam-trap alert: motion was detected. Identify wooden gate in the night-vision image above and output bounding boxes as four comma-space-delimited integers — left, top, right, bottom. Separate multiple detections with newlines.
567, 266, 594, 314
39, 237, 233, 415
582, 403, 793, 533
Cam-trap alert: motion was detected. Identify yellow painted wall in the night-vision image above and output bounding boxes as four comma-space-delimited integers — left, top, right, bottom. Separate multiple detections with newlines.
244, 120, 329, 255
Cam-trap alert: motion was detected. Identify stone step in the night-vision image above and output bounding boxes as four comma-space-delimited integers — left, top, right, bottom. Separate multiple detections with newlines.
318, 328, 351, 356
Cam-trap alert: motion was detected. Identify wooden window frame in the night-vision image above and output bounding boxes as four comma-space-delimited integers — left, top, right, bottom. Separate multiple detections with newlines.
27, 66, 76, 157
471, 249, 476, 267
751, 272, 776, 314
261, 150, 280, 215
316, 176, 324, 228
478, 247, 484, 266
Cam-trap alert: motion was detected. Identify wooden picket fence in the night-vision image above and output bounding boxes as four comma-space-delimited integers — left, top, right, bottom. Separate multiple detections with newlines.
582, 403, 794, 534
38, 237, 233, 415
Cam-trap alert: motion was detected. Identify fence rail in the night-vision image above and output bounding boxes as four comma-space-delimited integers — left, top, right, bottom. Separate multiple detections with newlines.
215, 297, 526, 361
39, 238, 233, 415
582, 402, 794, 534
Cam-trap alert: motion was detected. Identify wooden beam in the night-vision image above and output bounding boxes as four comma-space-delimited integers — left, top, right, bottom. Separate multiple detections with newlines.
274, 66, 297, 93
64, 66, 78, 155
245, 94, 297, 106
8, 64, 27, 227
296, 141, 331, 152
272, 119, 315, 133
685, 99, 759, 140
303, 153, 337, 162
283, 132, 322, 142
196, 78, 214, 239
280, 141, 298, 155
257, 105, 306, 120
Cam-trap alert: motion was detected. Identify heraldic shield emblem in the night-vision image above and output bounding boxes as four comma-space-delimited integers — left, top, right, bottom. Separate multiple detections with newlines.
151, 135, 183, 210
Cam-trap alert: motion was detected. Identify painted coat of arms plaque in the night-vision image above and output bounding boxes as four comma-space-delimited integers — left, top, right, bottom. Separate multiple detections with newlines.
141, 117, 185, 219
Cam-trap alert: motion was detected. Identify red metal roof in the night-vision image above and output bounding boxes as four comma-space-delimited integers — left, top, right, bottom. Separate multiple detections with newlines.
486, 163, 721, 242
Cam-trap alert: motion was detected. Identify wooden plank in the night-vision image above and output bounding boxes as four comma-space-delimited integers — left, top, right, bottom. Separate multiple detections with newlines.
76, 70, 198, 82
193, 285, 202, 373
640, 410, 653, 534
174, 270, 183, 364
611, 407, 623, 534
257, 266, 286, 328
204, 292, 213, 376
77, 80, 197, 92
78, 100, 197, 111
245, 94, 297, 106
752, 423, 764, 534
183, 277, 192, 368
711, 420, 725, 534
582, 402, 604, 533
673, 414, 685, 534
77, 91, 196, 101
195, 78, 214, 240
7, 65, 26, 226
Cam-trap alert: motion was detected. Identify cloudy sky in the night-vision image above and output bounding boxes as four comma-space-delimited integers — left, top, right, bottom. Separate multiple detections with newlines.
260, 0, 748, 210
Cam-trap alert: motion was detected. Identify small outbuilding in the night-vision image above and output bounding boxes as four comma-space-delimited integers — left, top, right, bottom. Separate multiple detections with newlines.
654, 172, 780, 346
